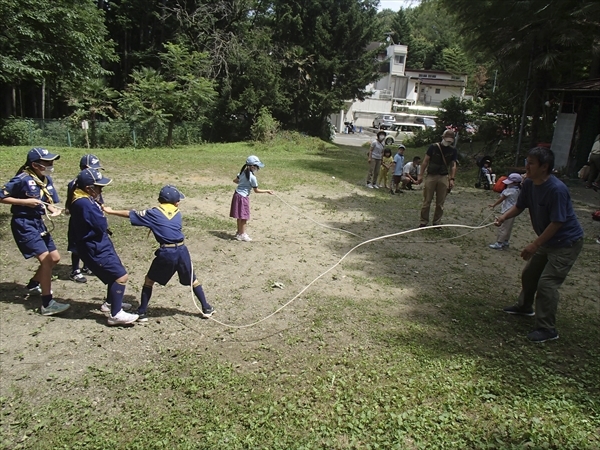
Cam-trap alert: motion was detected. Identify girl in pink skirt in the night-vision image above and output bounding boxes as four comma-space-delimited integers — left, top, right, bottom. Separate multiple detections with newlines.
230, 155, 273, 241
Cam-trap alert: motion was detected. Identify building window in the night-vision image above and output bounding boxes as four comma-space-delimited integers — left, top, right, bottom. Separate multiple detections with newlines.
435, 88, 441, 94
420, 88, 425, 93
394, 55, 405, 65
414, 85, 418, 93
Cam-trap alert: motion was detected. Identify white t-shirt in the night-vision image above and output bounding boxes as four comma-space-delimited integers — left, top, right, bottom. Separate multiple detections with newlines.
501, 186, 520, 214
403, 162, 420, 178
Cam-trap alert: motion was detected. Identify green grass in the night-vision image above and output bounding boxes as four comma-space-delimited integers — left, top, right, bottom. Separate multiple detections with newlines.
1, 137, 599, 449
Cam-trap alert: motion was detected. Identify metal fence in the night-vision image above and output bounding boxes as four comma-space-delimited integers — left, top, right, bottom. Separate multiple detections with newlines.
0, 118, 205, 148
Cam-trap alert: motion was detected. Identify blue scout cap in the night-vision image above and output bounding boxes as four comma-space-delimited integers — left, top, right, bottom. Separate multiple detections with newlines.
159, 185, 185, 203
246, 155, 265, 168
77, 168, 112, 188
27, 147, 60, 163
80, 154, 102, 170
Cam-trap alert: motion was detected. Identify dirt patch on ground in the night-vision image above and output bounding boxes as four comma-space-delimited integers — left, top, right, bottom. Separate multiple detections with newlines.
1, 166, 599, 419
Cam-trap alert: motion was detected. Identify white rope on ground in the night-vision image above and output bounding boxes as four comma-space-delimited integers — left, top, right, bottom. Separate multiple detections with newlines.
273, 192, 363, 238
189, 222, 495, 329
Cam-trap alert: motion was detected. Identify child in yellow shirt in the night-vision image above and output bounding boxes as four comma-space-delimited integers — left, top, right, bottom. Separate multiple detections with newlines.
378, 148, 393, 189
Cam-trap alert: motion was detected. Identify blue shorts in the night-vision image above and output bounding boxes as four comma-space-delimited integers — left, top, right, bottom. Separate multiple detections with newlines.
11, 217, 57, 259
147, 245, 194, 286
77, 243, 127, 285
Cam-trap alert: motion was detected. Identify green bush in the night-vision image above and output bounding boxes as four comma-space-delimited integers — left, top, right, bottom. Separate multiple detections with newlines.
38, 120, 70, 147
96, 121, 133, 148
251, 107, 279, 142
404, 127, 440, 147
0, 118, 42, 146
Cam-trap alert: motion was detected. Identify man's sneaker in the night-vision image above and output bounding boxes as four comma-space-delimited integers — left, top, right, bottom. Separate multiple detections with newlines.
489, 242, 504, 250
136, 311, 149, 323
502, 242, 510, 249
81, 267, 94, 276
107, 310, 139, 326
366, 183, 374, 188
373, 184, 380, 189
527, 328, 559, 343
69, 269, 87, 283
236, 233, 252, 242
503, 305, 535, 317
41, 300, 70, 316
100, 302, 132, 313
201, 306, 215, 318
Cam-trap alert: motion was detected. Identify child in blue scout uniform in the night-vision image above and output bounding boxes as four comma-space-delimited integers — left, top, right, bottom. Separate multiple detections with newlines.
0, 148, 70, 316
69, 168, 138, 326
229, 155, 273, 242
65, 154, 104, 283
103, 185, 215, 322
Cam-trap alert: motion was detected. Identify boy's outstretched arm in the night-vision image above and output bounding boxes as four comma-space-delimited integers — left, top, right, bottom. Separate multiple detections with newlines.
102, 205, 131, 218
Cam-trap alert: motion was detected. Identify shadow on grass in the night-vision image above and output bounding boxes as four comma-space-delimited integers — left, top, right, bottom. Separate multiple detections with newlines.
0, 281, 208, 324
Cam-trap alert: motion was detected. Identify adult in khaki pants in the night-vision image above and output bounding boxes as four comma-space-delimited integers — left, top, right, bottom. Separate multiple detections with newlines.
417, 130, 457, 227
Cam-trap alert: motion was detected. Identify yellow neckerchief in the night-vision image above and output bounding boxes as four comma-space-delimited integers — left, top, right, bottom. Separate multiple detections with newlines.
24, 167, 53, 204
156, 203, 179, 220
71, 188, 91, 203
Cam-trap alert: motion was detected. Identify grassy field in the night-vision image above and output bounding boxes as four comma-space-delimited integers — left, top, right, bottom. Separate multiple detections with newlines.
0, 136, 599, 449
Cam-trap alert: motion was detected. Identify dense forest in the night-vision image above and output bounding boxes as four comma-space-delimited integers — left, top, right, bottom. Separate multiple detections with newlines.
0, 0, 598, 145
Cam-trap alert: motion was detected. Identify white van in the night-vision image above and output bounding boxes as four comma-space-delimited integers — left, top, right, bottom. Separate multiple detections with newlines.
382, 122, 426, 145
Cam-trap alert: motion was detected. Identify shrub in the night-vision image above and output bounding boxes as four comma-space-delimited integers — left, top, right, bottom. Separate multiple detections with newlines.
251, 107, 279, 142
0, 118, 42, 146
404, 127, 440, 147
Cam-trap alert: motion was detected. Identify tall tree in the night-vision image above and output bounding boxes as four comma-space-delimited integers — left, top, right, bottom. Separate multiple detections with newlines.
119, 43, 216, 146
440, 0, 600, 149
269, 0, 382, 136
0, 0, 117, 118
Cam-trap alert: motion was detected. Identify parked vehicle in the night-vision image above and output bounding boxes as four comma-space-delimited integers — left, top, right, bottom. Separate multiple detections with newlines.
372, 114, 397, 130
381, 122, 426, 145
415, 116, 437, 128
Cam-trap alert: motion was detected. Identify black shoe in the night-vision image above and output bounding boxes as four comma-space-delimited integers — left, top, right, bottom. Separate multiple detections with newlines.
527, 328, 558, 343
69, 269, 87, 283
81, 267, 94, 276
201, 306, 215, 318
136, 311, 148, 323
503, 305, 535, 316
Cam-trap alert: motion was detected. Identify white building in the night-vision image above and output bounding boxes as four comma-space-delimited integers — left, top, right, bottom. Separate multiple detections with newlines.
334, 44, 468, 131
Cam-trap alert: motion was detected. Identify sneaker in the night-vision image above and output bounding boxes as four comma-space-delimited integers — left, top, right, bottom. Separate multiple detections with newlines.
107, 310, 139, 326
503, 305, 535, 316
26, 283, 52, 295
502, 242, 510, 248
69, 269, 87, 283
489, 242, 504, 250
100, 302, 132, 313
28, 284, 42, 295
201, 305, 215, 318
136, 311, 149, 323
40, 300, 70, 316
390, 189, 395, 195
81, 267, 94, 276
527, 328, 558, 343
236, 233, 252, 242
366, 183, 374, 188
373, 184, 380, 189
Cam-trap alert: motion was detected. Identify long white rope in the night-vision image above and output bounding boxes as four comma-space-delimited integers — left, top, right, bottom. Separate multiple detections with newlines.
190, 222, 495, 329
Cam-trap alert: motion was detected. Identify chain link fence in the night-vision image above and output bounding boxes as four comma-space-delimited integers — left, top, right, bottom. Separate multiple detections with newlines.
0, 118, 205, 148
